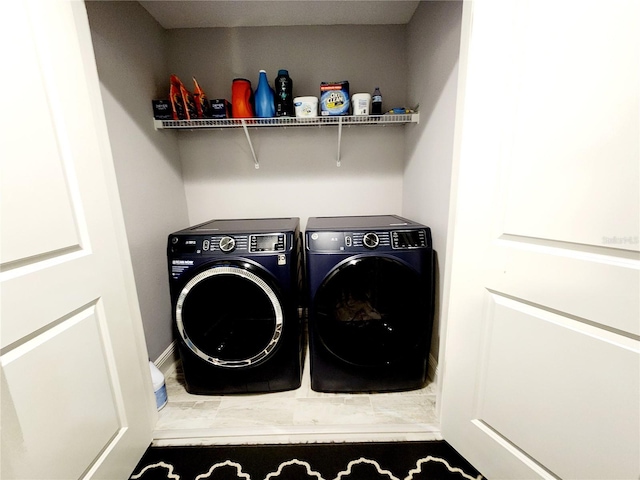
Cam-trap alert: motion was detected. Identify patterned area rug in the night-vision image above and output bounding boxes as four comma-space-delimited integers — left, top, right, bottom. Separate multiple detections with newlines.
129, 441, 485, 480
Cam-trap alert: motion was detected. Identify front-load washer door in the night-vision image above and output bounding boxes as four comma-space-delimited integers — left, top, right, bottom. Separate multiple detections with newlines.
176, 262, 283, 368
313, 256, 429, 367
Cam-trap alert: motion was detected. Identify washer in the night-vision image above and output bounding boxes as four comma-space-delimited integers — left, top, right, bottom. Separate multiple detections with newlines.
305, 215, 435, 393
167, 217, 304, 394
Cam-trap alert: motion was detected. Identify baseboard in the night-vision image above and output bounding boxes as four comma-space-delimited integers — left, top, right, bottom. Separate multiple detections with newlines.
152, 423, 443, 446
428, 353, 439, 384
153, 341, 179, 375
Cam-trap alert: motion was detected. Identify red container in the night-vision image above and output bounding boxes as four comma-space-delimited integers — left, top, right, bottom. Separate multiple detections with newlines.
232, 78, 254, 118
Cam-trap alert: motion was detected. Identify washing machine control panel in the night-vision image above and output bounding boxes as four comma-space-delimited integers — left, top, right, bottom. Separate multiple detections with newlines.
170, 233, 288, 255
308, 229, 429, 252
206, 235, 249, 253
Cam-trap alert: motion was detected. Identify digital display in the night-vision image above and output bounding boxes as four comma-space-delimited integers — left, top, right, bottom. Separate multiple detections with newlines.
251, 234, 284, 252
392, 230, 426, 249
397, 232, 417, 247
256, 235, 278, 250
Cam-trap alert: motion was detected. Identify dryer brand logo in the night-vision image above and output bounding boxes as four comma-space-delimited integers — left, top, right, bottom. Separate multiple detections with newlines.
172, 260, 194, 266
171, 260, 193, 279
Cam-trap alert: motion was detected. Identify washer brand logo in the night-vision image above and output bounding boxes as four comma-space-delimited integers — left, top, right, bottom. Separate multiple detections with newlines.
172, 260, 194, 266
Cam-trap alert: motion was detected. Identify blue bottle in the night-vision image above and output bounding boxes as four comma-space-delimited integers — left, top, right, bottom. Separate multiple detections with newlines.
254, 70, 275, 118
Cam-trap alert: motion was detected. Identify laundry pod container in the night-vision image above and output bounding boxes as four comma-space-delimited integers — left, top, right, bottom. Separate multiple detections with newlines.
294, 96, 318, 118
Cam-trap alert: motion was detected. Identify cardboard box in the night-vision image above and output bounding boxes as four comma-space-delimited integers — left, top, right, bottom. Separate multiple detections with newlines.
210, 99, 232, 119
320, 81, 350, 116
152, 100, 173, 120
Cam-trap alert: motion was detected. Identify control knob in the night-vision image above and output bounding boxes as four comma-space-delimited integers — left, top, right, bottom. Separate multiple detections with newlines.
363, 232, 380, 249
219, 236, 236, 252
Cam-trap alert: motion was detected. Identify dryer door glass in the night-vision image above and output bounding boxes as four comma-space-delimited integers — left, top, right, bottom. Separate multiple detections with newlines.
313, 256, 430, 366
176, 266, 283, 368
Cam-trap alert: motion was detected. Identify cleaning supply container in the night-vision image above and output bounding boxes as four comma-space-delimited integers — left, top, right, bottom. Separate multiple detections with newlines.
149, 361, 168, 410
275, 70, 294, 116
255, 70, 276, 118
351, 93, 371, 115
294, 96, 318, 118
232, 78, 254, 118
320, 81, 350, 116
372, 87, 383, 114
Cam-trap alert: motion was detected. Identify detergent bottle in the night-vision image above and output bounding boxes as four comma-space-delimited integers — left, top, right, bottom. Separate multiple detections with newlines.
231, 78, 254, 118
254, 70, 276, 118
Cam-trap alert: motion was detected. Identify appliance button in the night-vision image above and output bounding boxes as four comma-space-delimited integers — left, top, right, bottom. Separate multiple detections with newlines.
219, 236, 236, 252
363, 232, 380, 249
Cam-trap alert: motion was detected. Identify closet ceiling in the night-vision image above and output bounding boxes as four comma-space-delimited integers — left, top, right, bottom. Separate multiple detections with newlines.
138, 1, 420, 28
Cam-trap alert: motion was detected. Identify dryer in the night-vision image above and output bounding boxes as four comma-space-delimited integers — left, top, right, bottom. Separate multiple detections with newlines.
167, 217, 304, 394
305, 215, 435, 393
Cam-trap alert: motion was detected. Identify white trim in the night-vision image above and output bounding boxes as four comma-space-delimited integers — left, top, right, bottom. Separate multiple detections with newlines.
153, 341, 179, 376
152, 423, 442, 447
427, 353, 439, 385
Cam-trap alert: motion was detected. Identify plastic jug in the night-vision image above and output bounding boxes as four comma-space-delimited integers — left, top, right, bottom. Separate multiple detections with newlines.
232, 78, 254, 118
149, 361, 167, 410
254, 70, 275, 118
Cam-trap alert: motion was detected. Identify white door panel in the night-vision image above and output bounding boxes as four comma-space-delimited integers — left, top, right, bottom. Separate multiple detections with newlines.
1, 254, 97, 346
2, 305, 120, 479
502, 2, 639, 250
442, 0, 639, 478
479, 294, 638, 479
0, 0, 80, 265
488, 241, 640, 336
0, 1, 155, 479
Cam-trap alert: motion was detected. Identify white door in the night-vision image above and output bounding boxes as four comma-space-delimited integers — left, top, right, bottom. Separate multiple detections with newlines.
0, 1, 156, 478
441, 1, 639, 478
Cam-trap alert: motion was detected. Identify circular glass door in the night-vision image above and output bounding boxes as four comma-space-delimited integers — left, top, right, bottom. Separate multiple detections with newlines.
176, 264, 283, 368
313, 256, 429, 366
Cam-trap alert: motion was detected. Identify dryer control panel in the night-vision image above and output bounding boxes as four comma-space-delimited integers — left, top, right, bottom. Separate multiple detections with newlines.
307, 229, 429, 252
391, 230, 428, 249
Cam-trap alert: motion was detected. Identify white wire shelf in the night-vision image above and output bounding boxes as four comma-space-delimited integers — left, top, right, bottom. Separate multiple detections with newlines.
153, 113, 419, 130
153, 113, 419, 168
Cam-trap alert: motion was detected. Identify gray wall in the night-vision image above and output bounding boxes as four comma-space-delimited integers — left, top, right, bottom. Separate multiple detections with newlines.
166, 24, 410, 229
403, 1, 463, 375
85, 1, 463, 375
86, 1, 189, 362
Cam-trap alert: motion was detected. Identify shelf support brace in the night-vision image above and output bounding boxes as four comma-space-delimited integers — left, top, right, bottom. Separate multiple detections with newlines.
241, 120, 259, 169
336, 118, 343, 167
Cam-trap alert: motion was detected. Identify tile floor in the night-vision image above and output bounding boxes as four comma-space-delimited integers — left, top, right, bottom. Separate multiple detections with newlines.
153, 355, 441, 446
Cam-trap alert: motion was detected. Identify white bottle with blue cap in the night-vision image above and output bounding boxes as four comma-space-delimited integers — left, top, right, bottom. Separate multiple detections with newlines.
149, 361, 167, 410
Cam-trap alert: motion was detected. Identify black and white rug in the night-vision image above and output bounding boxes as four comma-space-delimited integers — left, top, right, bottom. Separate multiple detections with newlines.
130, 441, 485, 480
